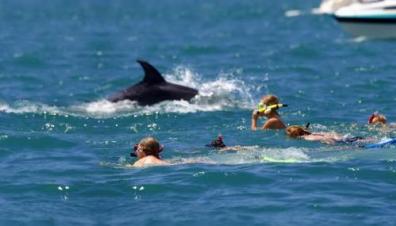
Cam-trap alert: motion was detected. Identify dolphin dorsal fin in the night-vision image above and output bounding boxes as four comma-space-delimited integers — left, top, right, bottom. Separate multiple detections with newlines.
137, 60, 166, 85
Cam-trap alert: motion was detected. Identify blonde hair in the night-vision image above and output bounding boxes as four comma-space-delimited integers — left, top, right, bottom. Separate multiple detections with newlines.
138, 137, 161, 157
261, 95, 279, 106
286, 125, 311, 138
259, 95, 281, 115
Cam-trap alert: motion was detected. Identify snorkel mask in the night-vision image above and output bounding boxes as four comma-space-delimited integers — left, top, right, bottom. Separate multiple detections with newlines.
257, 102, 288, 114
130, 144, 139, 157
130, 143, 164, 157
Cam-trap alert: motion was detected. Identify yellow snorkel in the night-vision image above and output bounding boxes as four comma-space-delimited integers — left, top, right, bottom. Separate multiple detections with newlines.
257, 103, 288, 114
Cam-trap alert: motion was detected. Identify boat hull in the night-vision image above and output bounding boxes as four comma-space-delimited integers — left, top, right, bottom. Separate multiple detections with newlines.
334, 16, 396, 38
333, 0, 396, 39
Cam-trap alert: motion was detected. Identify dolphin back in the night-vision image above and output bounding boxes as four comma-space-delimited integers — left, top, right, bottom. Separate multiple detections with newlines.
137, 60, 166, 85
108, 60, 198, 105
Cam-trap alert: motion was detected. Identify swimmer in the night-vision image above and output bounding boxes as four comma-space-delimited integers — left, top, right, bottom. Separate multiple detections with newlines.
206, 135, 247, 152
251, 95, 287, 130
368, 112, 387, 125
206, 135, 227, 149
130, 137, 169, 167
285, 125, 366, 145
368, 112, 396, 127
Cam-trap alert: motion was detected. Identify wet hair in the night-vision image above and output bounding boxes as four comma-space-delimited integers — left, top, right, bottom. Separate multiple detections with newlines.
286, 125, 311, 138
138, 137, 161, 158
368, 113, 387, 125
261, 95, 280, 106
206, 135, 226, 149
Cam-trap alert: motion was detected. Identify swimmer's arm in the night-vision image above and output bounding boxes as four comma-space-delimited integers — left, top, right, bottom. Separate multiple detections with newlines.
218, 146, 244, 152
251, 110, 260, 130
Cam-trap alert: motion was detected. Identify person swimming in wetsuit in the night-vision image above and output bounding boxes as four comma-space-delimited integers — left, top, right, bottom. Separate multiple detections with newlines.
251, 95, 287, 130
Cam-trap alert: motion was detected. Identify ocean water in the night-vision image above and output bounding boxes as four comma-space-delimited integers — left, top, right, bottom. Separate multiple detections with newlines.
1, 0, 396, 225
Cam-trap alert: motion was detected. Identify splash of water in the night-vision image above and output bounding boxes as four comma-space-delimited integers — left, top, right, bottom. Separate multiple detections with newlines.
0, 66, 255, 118
0, 100, 65, 115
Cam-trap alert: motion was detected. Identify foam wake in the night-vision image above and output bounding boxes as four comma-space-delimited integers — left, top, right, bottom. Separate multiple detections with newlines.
0, 66, 256, 118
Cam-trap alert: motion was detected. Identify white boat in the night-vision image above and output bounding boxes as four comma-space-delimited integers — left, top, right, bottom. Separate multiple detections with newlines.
334, 0, 396, 38
318, 0, 356, 14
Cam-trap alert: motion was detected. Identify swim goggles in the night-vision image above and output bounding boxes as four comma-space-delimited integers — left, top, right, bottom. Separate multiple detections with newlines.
257, 102, 288, 114
130, 143, 164, 157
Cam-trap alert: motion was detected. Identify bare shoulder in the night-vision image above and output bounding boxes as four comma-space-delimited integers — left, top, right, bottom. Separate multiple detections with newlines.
146, 156, 169, 165
133, 156, 169, 168
262, 118, 286, 129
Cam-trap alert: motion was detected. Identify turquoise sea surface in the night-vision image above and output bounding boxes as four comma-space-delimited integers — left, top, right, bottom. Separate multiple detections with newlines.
1, 0, 396, 225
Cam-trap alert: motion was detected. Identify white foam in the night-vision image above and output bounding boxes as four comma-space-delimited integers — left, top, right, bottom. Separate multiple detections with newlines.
285, 10, 303, 17
351, 36, 368, 43
164, 66, 254, 110
0, 101, 66, 115
168, 156, 217, 165
259, 147, 310, 163
170, 146, 312, 165
73, 99, 139, 117
0, 66, 255, 118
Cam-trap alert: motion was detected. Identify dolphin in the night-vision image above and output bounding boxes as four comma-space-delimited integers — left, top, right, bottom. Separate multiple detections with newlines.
108, 60, 198, 105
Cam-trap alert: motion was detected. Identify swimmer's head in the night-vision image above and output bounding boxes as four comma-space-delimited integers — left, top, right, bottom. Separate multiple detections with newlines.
286, 125, 311, 138
257, 95, 286, 114
206, 135, 226, 149
261, 95, 280, 107
131, 137, 163, 158
368, 112, 387, 125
